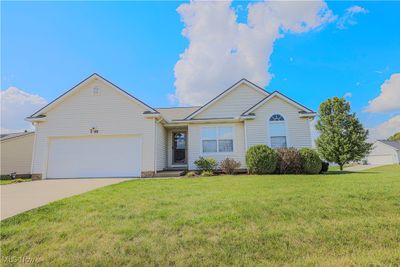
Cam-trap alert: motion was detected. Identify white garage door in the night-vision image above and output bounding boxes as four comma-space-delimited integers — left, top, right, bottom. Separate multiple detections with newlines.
367, 155, 395, 165
47, 135, 141, 178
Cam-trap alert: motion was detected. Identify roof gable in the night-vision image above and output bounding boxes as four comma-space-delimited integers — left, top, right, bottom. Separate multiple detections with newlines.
29, 73, 157, 118
185, 79, 269, 120
0, 131, 34, 142
377, 140, 400, 150
242, 91, 314, 115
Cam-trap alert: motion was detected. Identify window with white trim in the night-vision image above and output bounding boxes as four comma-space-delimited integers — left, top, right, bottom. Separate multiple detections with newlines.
269, 114, 287, 149
201, 127, 233, 153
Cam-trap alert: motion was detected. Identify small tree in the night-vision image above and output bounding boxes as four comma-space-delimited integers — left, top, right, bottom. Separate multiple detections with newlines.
194, 157, 218, 172
388, 132, 400, 141
315, 97, 372, 171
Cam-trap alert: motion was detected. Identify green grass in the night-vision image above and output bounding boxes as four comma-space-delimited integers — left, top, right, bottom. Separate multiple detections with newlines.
1, 165, 400, 266
0, 178, 31, 185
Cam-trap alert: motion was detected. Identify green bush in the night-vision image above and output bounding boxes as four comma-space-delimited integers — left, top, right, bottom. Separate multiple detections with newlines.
299, 148, 322, 174
0, 175, 12, 180
185, 171, 197, 177
276, 148, 303, 174
201, 170, 214, 177
194, 157, 218, 172
220, 158, 241, 174
246, 145, 277, 174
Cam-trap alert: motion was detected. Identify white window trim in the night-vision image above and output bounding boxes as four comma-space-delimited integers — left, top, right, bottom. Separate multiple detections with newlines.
267, 113, 290, 148
200, 125, 235, 155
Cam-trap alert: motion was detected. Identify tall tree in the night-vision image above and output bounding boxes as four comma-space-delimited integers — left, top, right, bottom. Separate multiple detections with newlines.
388, 132, 400, 141
315, 97, 372, 171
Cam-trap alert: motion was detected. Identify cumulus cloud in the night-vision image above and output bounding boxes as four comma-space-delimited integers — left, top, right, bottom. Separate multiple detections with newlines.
337, 5, 368, 29
0, 87, 47, 133
365, 73, 400, 113
368, 115, 400, 142
172, 0, 335, 106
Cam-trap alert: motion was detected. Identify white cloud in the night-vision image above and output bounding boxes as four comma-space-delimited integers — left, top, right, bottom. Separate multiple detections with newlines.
343, 92, 352, 98
337, 5, 368, 30
0, 87, 47, 134
172, 0, 335, 106
368, 115, 400, 142
365, 73, 400, 113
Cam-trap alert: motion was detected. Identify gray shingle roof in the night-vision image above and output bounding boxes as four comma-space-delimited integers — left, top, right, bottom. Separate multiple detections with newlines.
378, 140, 400, 150
156, 107, 200, 122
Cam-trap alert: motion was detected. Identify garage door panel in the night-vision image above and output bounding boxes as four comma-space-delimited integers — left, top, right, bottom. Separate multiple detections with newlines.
367, 155, 394, 165
47, 136, 141, 178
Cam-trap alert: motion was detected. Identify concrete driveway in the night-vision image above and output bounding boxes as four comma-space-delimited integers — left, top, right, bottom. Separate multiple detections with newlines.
0, 178, 131, 220
344, 164, 382, 171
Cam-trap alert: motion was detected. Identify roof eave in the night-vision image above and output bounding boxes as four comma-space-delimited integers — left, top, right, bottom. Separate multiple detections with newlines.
25, 116, 47, 122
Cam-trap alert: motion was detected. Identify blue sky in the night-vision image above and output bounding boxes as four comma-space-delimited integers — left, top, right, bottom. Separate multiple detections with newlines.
1, 1, 399, 137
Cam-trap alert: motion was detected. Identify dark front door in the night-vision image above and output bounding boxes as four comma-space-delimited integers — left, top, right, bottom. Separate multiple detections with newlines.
173, 132, 186, 164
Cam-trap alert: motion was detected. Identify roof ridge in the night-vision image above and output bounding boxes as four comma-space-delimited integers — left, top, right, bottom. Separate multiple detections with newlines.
155, 106, 201, 109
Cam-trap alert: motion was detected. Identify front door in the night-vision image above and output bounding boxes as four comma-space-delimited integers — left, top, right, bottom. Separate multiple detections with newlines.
173, 132, 186, 164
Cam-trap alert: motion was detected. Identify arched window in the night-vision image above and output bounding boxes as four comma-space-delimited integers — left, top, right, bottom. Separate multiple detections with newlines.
269, 114, 287, 148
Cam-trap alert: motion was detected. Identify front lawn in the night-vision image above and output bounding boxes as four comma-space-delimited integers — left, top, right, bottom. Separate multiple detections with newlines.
1, 165, 399, 266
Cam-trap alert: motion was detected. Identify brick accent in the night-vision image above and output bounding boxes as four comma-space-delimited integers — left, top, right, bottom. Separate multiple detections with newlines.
31, 173, 42, 180
141, 171, 155, 178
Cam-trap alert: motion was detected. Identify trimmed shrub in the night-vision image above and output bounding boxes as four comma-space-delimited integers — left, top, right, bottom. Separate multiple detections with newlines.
276, 148, 303, 174
194, 157, 218, 172
0, 175, 12, 180
246, 145, 277, 174
185, 171, 197, 177
201, 170, 214, 177
220, 158, 241, 175
299, 148, 322, 174
320, 162, 329, 173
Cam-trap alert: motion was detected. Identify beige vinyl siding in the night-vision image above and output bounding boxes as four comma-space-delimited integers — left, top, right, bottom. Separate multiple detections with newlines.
156, 121, 167, 170
167, 130, 173, 167
246, 97, 312, 149
194, 84, 266, 119
1, 133, 34, 175
32, 79, 155, 178
188, 122, 246, 170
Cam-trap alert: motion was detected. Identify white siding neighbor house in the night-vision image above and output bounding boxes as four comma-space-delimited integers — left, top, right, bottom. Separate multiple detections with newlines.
26, 74, 316, 179
1, 132, 35, 176
366, 140, 400, 165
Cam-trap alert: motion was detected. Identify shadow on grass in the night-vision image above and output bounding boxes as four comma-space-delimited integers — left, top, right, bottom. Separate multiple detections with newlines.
325, 171, 379, 175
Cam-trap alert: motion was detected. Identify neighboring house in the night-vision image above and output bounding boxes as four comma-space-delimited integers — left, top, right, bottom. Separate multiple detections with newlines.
26, 74, 316, 179
1, 132, 35, 176
366, 140, 400, 165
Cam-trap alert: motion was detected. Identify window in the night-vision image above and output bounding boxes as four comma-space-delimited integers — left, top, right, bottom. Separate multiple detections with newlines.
269, 114, 287, 149
93, 87, 100, 96
201, 127, 233, 153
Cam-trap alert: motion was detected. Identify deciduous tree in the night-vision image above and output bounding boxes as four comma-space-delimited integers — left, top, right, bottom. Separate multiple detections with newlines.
316, 97, 372, 171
